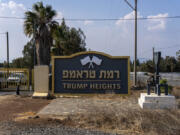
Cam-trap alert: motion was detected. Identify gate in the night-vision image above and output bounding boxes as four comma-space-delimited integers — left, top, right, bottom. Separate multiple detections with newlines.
0, 68, 29, 91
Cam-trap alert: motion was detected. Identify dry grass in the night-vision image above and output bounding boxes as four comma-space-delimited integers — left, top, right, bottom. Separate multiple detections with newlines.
7, 90, 180, 135
59, 106, 180, 135
172, 87, 180, 98
49, 91, 180, 135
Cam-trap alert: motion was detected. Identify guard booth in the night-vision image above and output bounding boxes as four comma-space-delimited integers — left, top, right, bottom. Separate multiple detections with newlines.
0, 68, 29, 91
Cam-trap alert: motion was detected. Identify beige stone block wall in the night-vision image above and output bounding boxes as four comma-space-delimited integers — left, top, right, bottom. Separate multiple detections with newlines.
34, 65, 49, 93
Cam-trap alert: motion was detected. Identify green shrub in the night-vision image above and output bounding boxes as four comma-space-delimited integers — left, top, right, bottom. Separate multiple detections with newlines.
160, 79, 167, 85
160, 79, 173, 94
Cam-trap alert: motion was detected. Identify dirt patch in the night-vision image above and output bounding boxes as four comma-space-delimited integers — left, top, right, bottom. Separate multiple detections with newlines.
0, 95, 13, 102
0, 95, 50, 121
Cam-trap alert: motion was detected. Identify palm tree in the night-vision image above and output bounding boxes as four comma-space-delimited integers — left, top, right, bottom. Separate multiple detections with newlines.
24, 2, 57, 65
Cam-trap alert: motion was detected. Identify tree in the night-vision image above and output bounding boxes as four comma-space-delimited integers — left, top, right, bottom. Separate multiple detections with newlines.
11, 57, 25, 68
131, 59, 141, 71
176, 50, 180, 72
24, 2, 57, 65
177, 50, 180, 62
22, 41, 34, 69
164, 56, 177, 72
139, 60, 154, 73
52, 19, 86, 56
10, 41, 34, 68
159, 57, 166, 72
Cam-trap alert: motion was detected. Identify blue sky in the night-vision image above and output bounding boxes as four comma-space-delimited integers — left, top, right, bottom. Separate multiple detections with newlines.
0, 0, 180, 62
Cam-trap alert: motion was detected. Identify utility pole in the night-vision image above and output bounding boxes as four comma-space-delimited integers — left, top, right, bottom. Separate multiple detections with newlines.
124, 0, 138, 86
152, 47, 155, 73
6, 32, 9, 88
134, 0, 137, 86
152, 47, 155, 64
6, 32, 9, 68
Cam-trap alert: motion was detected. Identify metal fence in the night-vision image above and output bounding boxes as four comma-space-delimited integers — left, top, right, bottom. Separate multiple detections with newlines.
130, 72, 180, 87
0, 68, 30, 90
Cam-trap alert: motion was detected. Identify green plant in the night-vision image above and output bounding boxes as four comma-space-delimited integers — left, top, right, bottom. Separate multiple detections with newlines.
160, 79, 173, 94
160, 79, 167, 85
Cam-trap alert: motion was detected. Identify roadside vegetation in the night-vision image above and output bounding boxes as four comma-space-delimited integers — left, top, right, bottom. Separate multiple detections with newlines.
52, 90, 180, 135
130, 50, 180, 72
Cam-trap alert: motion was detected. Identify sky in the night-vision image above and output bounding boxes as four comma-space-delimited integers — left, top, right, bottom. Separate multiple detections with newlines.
0, 0, 180, 62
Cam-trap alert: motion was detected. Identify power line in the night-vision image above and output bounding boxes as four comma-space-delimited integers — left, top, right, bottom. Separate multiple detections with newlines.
124, 0, 135, 10
0, 15, 180, 21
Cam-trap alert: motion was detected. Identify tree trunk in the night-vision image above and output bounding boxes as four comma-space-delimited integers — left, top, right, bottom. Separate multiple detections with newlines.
35, 39, 41, 65
35, 27, 51, 66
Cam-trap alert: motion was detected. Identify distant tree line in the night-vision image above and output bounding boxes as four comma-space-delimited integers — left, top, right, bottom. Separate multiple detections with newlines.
130, 50, 180, 72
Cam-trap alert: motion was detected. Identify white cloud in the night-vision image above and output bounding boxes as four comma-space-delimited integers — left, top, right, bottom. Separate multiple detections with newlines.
55, 11, 63, 19
115, 12, 169, 32
115, 11, 142, 35
115, 11, 142, 26
0, 1, 26, 16
147, 13, 168, 31
84, 20, 94, 26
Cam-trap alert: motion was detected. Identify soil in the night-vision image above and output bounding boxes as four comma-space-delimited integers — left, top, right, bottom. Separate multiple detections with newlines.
0, 95, 50, 121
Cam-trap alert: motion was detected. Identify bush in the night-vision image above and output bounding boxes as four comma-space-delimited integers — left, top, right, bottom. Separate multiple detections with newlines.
160, 79, 173, 94
160, 79, 167, 85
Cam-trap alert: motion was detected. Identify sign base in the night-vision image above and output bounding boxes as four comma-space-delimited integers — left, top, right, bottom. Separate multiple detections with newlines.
33, 65, 49, 98
32, 92, 49, 98
138, 93, 177, 109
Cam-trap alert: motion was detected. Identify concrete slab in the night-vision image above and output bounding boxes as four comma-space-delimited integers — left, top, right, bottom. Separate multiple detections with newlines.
38, 97, 139, 117
138, 93, 177, 109
32, 92, 48, 98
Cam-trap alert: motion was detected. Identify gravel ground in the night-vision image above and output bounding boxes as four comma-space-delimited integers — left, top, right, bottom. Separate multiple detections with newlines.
0, 121, 117, 135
